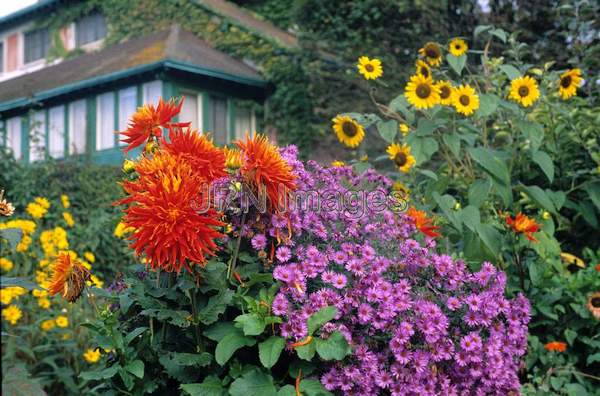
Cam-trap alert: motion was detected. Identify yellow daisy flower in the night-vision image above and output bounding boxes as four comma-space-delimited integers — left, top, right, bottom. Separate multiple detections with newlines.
509, 76, 540, 107
415, 60, 432, 79
38, 298, 51, 309
83, 348, 102, 363
55, 315, 69, 328
419, 42, 443, 67
332, 115, 365, 148
34, 197, 50, 209
386, 143, 416, 173
405, 74, 440, 109
60, 194, 70, 209
449, 38, 468, 56
558, 69, 583, 100
357, 56, 383, 80
122, 159, 136, 173
26, 202, 47, 219
452, 84, 480, 116
114, 222, 134, 238
41, 319, 55, 331
63, 212, 74, 227
435, 80, 454, 105
0, 258, 13, 272
399, 123, 410, 135
83, 252, 95, 263
331, 160, 346, 167
2, 305, 22, 325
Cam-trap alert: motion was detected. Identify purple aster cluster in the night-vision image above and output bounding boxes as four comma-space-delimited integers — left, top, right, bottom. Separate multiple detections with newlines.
251, 146, 530, 395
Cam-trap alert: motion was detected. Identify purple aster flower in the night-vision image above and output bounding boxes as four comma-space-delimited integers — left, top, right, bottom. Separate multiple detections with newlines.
276, 246, 292, 262
251, 233, 267, 250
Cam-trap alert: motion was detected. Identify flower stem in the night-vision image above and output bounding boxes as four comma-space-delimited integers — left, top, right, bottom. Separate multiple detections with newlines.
228, 211, 247, 280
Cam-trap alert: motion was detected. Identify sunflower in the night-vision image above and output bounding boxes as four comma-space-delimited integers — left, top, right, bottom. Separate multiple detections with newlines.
558, 68, 583, 100
435, 80, 454, 105
587, 292, 600, 320
235, 133, 297, 214
505, 212, 540, 242
162, 126, 227, 181
47, 252, 91, 303
419, 42, 443, 67
415, 60, 432, 79
357, 56, 383, 80
452, 84, 480, 116
118, 150, 225, 272
120, 97, 184, 153
386, 143, 416, 173
509, 76, 540, 107
332, 115, 365, 148
406, 206, 440, 238
449, 38, 468, 56
405, 74, 440, 109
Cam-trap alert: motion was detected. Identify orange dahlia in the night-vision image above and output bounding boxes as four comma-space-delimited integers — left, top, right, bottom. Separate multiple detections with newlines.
235, 133, 296, 214
119, 153, 224, 273
544, 341, 567, 353
505, 212, 540, 242
406, 206, 440, 238
47, 252, 91, 302
120, 97, 185, 153
162, 126, 227, 181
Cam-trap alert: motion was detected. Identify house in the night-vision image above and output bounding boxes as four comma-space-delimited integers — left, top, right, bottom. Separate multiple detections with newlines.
0, 0, 270, 164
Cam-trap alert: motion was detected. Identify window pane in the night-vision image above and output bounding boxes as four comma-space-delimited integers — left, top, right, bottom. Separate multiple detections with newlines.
118, 87, 137, 145
76, 13, 107, 46
211, 96, 228, 145
48, 106, 65, 158
234, 106, 253, 140
6, 117, 22, 160
0, 42, 4, 73
69, 100, 87, 154
143, 81, 162, 105
180, 92, 198, 130
24, 28, 50, 63
96, 92, 115, 150
30, 111, 46, 162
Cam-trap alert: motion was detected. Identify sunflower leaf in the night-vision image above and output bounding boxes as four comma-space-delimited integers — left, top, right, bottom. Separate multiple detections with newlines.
447, 54, 466, 75
376, 120, 397, 144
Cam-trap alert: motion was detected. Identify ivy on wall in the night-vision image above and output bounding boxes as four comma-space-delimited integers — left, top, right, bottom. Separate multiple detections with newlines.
40, 0, 317, 155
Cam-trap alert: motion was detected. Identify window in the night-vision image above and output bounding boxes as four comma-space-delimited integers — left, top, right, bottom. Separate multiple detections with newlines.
234, 106, 254, 140
29, 111, 46, 162
180, 92, 200, 130
24, 28, 50, 63
76, 13, 107, 46
118, 87, 137, 145
97, 92, 115, 150
210, 96, 228, 145
0, 41, 4, 73
69, 100, 87, 154
6, 117, 21, 160
48, 106, 65, 158
143, 81, 162, 105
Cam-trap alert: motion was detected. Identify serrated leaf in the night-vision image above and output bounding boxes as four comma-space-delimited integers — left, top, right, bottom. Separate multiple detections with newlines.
376, 120, 397, 143
259, 336, 285, 369
214, 330, 256, 365
234, 313, 266, 336
307, 306, 337, 335
167, 352, 212, 367
229, 369, 277, 396
125, 360, 144, 379
315, 331, 351, 361
139, 308, 191, 327
204, 322, 236, 342
198, 289, 233, 325
295, 339, 316, 361
299, 379, 333, 396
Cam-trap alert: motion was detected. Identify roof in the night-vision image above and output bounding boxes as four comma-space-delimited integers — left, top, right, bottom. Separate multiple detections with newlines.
0, 25, 266, 112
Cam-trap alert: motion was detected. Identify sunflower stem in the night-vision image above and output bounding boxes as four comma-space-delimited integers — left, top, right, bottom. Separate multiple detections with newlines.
228, 211, 247, 280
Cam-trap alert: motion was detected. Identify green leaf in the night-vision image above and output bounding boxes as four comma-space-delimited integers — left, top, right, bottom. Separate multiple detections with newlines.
468, 147, 510, 186
198, 289, 234, 325
198, 261, 228, 292
517, 120, 544, 151
446, 54, 466, 75
229, 369, 277, 396
124, 327, 148, 346
565, 329, 577, 346
214, 330, 256, 365
388, 95, 414, 123
584, 182, 600, 212
376, 120, 397, 143
139, 308, 191, 327
407, 135, 439, 164
277, 386, 296, 396
299, 379, 333, 396
2, 366, 47, 396
519, 185, 557, 214
258, 336, 285, 369
490, 28, 507, 42
315, 331, 351, 361
167, 352, 212, 367
80, 364, 120, 380
295, 339, 316, 361
204, 322, 236, 342
181, 376, 226, 396
0, 277, 41, 290
474, 25, 492, 38
459, 205, 481, 232
235, 313, 266, 336
418, 169, 438, 181
442, 132, 460, 156
475, 94, 499, 118
0, 228, 22, 250
416, 118, 437, 136
499, 64, 521, 80
307, 306, 337, 335
476, 223, 502, 256
586, 353, 600, 365
125, 360, 144, 379
468, 179, 492, 208
531, 151, 554, 183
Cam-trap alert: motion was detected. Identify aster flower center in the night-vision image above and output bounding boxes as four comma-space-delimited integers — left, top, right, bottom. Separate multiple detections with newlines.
416, 84, 432, 99
561, 75, 572, 88
342, 121, 358, 137
518, 86, 530, 97
440, 86, 451, 99
394, 152, 408, 167
459, 95, 470, 106
365, 64, 375, 72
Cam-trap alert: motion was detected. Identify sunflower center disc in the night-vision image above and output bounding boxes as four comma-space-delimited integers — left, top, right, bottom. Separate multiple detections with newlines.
561, 76, 572, 88
421, 67, 429, 78
440, 86, 451, 99
459, 95, 470, 106
592, 297, 600, 308
416, 84, 431, 99
365, 64, 374, 72
425, 47, 438, 58
394, 152, 408, 167
342, 121, 358, 137
518, 86, 530, 97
